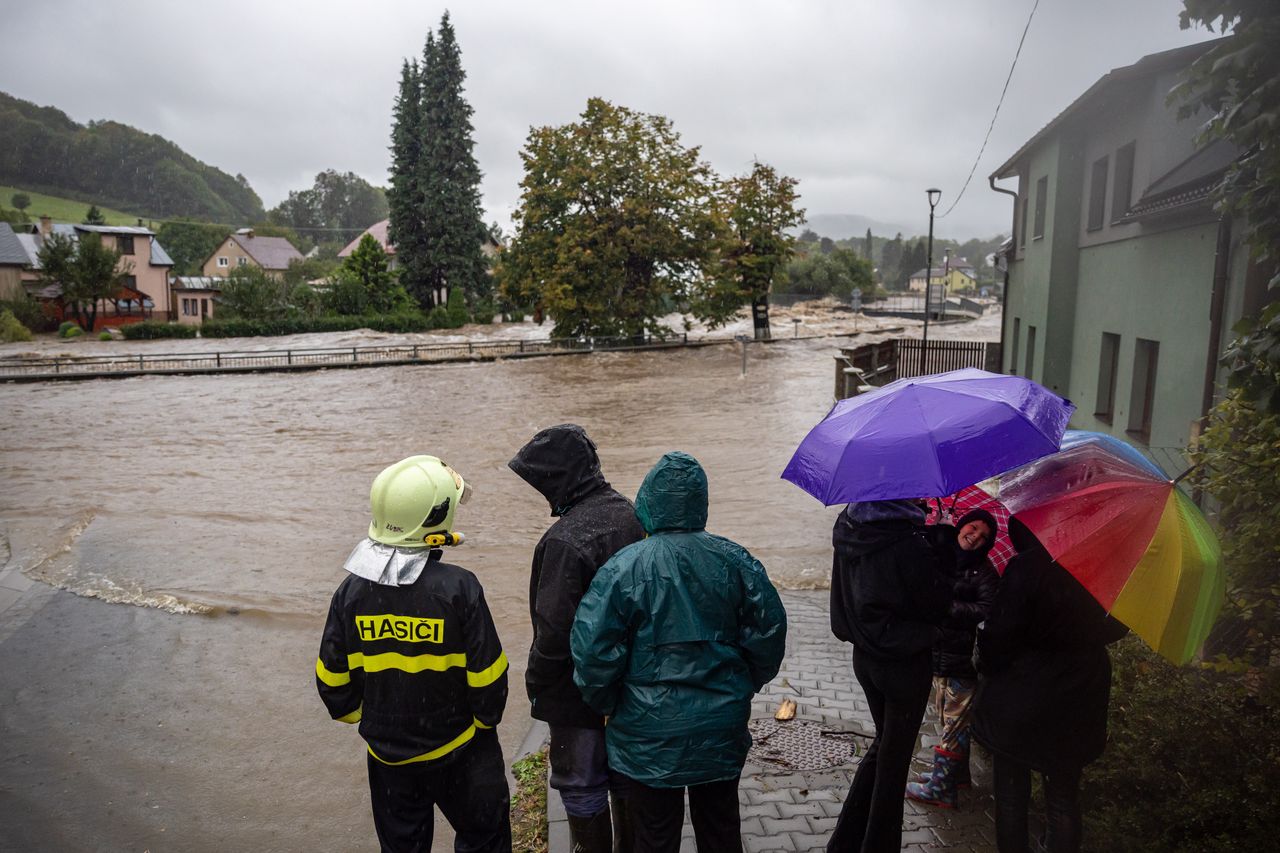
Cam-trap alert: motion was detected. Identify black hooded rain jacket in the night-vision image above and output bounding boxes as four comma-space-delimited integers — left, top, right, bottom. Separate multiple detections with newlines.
509, 424, 645, 728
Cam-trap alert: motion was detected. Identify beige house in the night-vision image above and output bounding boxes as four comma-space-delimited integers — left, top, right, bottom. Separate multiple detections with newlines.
202, 228, 302, 280
170, 276, 221, 325
18, 216, 176, 324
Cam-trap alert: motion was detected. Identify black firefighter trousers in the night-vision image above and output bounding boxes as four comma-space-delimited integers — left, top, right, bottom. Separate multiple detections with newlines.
366, 728, 512, 853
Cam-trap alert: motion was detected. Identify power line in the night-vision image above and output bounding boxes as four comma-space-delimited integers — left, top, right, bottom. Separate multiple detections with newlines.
937, 0, 1041, 219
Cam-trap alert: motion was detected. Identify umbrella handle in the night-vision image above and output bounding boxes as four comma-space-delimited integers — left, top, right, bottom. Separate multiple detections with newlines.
1172, 463, 1200, 485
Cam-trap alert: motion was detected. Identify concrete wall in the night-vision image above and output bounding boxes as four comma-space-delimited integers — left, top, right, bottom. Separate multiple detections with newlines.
1067, 222, 1222, 449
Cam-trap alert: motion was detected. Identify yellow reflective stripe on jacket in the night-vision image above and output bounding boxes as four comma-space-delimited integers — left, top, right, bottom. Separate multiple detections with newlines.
316, 657, 351, 687
367, 721, 478, 766
467, 651, 509, 688
336, 704, 362, 724
348, 650, 468, 675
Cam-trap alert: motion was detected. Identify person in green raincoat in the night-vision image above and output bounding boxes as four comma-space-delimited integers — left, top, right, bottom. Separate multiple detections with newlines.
570, 451, 787, 853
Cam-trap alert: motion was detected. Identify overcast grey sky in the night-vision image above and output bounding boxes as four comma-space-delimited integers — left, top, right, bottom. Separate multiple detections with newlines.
1, 0, 1216, 240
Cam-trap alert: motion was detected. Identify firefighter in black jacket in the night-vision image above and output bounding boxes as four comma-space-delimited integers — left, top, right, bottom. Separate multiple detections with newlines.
509, 425, 645, 853
317, 455, 511, 853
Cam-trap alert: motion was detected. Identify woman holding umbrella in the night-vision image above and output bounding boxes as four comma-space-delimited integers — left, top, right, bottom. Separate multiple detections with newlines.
971, 519, 1128, 853
826, 498, 953, 852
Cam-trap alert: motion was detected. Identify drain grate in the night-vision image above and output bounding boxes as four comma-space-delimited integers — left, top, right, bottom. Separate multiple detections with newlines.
747, 719, 861, 771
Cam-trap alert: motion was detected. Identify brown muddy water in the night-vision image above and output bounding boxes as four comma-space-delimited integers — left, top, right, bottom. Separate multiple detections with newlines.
0, 317, 995, 850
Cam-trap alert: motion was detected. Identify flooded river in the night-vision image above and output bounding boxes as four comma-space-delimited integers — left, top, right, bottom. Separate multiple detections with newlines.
0, 312, 997, 850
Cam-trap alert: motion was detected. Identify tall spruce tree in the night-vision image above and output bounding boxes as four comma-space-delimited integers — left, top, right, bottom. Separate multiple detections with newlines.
388, 58, 428, 305
864, 228, 873, 261
419, 12, 489, 308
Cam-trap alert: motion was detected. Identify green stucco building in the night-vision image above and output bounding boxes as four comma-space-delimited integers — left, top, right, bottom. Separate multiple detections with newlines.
992, 40, 1271, 461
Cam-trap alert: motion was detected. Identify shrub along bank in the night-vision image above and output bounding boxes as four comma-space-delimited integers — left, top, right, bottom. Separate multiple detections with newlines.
119, 312, 454, 340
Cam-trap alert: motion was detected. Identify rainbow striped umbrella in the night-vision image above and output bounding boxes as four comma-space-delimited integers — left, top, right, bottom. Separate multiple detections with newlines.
986, 431, 1224, 665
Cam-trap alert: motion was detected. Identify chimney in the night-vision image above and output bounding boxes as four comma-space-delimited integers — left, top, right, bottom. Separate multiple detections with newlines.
39, 215, 52, 237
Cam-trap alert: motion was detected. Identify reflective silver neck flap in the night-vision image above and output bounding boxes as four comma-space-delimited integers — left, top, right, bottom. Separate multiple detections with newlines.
343, 538, 434, 586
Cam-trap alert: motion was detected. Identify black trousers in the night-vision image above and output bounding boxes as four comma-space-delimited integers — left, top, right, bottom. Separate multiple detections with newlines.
624, 774, 742, 853
366, 728, 512, 853
992, 754, 1083, 853
828, 649, 932, 853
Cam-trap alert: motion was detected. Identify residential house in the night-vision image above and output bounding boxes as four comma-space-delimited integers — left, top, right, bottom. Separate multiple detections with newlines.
17, 216, 176, 327
170, 276, 221, 326
907, 262, 978, 295
991, 39, 1269, 454
338, 219, 502, 305
0, 222, 26, 299
202, 228, 302, 280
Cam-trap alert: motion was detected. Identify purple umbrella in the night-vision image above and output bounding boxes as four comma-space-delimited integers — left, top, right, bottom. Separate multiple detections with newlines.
782, 368, 1074, 505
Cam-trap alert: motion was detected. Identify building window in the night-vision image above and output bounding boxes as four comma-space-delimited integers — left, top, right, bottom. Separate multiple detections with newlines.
1087, 155, 1109, 232
237, 257, 248, 267
217, 256, 229, 268
1018, 197, 1028, 250
1095, 332, 1120, 422
1033, 176, 1048, 240
1010, 318, 1021, 375
1127, 338, 1159, 441
1112, 142, 1136, 223
117, 235, 135, 255
182, 298, 191, 316
1025, 325, 1037, 378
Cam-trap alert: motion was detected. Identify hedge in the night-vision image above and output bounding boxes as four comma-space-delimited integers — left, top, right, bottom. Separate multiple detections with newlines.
116, 313, 439, 340
120, 321, 199, 340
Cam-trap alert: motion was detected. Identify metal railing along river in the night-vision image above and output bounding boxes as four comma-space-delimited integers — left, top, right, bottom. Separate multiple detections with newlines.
0, 333, 705, 382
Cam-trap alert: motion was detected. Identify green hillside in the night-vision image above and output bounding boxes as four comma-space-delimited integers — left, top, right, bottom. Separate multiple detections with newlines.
0, 91, 265, 224
2, 185, 141, 226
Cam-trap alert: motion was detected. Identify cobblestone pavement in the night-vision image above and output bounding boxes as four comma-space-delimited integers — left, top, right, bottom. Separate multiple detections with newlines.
543, 589, 999, 852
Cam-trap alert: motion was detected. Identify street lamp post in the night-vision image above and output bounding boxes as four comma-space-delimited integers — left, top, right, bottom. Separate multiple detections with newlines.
922, 188, 941, 375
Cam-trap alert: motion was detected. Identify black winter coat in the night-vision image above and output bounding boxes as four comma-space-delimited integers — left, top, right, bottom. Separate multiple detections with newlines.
970, 545, 1129, 775
316, 556, 509, 765
830, 501, 952, 663
510, 424, 645, 728
930, 523, 1000, 680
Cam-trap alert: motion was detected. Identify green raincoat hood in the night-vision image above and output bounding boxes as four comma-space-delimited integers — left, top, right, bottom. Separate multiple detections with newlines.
635, 451, 708, 534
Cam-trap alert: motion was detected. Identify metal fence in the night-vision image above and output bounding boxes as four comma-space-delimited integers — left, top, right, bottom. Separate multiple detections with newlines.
0, 332, 697, 381
892, 339, 1001, 380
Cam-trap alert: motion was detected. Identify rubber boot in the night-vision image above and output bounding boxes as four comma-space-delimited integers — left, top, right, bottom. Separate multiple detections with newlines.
905, 747, 960, 809
610, 795, 633, 853
567, 807, 612, 853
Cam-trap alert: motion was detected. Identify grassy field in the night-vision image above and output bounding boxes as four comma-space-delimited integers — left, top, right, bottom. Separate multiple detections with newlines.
1, 185, 142, 226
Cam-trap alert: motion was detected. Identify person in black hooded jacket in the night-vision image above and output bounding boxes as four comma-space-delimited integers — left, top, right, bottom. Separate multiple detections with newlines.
970, 518, 1128, 853
510, 424, 645, 853
906, 508, 1000, 809
827, 499, 952, 853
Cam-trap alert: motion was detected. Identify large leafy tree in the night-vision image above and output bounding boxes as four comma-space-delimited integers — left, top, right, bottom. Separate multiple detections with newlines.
37, 232, 130, 331
269, 169, 388, 248
419, 12, 489, 308
497, 98, 722, 338
785, 248, 875, 300
692, 161, 804, 338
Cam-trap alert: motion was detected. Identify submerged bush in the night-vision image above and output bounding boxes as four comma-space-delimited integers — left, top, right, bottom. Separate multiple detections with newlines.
0, 309, 33, 342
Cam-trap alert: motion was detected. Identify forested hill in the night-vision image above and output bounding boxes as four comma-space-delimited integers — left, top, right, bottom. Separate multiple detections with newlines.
0, 91, 265, 223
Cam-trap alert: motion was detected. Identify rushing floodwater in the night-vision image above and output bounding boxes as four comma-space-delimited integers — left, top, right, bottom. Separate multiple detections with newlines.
0, 338, 857, 634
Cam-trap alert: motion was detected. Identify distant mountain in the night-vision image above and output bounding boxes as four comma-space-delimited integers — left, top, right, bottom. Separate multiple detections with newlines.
0, 91, 265, 224
796, 213, 915, 240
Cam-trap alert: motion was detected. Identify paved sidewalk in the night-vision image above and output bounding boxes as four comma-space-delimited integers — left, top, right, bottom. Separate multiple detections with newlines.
543, 589, 999, 852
